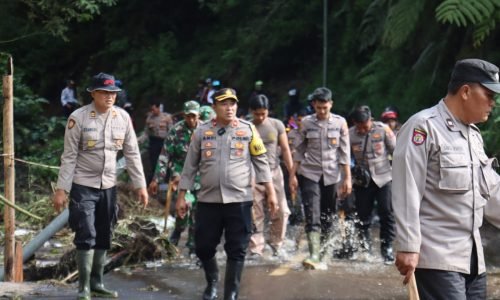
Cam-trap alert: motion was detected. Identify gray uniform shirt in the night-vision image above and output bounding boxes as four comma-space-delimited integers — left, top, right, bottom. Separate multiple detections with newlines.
349, 121, 396, 187
56, 102, 146, 192
293, 114, 350, 185
144, 112, 173, 139
392, 100, 500, 274
179, 118, 272, 204
255, 117, 285, 170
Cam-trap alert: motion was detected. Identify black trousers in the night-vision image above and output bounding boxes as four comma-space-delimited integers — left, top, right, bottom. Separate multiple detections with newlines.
414, 244, 486, 300
148, 136, 165, 184
354, 180, 394, 244
69, 183, 118, 250
195, 201, 253, 262
298, 175, 337, 235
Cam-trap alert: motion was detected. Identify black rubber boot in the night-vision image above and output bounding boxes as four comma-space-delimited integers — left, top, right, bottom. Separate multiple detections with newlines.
77, 250, 94, 300
90, 250, 118, 298
202, 257, 219, 300
223, 260, 244, 300
381, 241, 394, 264
169, 228, 182, 246
358, 228, 372, 253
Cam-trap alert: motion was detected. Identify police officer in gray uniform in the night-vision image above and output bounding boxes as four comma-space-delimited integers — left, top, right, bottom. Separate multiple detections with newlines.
176, 88, 277, 300
349, 105, 396, 263
53, 72, 148, 300
290, 87, 352, 269
393, 59, 500, 299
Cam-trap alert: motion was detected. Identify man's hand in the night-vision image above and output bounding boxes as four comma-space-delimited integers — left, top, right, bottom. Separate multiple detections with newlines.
148, 180, 158, 195
263, 182, 278, 216
136, 187, 149, 208
267, 192, 278, 216
289, 174, 298, 196
53, 189, 68, 213
340, 177, 352, 198
170, 175, 180, 191
395, 251, 419, 285
176, 190, 188, 219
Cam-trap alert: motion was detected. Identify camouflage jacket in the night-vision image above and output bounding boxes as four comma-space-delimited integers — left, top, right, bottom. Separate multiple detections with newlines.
153, 119, 200, 189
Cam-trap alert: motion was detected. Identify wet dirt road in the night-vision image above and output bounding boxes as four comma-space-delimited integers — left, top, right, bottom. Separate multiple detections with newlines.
5, 223, 500, 300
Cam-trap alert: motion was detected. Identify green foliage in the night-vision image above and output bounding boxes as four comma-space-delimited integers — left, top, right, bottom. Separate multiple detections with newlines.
0, 73, 66, 199
358, 0, 389, 51
435, 0, 500, 47
18, 0, 118, 40
382, 0, 426, 49
436, 0, 498, 26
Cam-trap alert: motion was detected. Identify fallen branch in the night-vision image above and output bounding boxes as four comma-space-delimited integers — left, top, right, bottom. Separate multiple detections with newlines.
0, 193, 43, 220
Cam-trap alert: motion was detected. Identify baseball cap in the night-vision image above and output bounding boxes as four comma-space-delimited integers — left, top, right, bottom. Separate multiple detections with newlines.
381, 110, 398, 121
183, 100, 200, 115
86, 73, 122, 92
449, 58, 500, 93
213, 88, 239, 102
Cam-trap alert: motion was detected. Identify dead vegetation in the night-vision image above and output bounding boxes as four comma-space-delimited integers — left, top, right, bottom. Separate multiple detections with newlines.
9, 183, 178, 282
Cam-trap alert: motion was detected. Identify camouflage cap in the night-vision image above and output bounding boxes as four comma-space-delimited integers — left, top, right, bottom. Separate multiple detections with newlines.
199, 105, 215, 121
183, 100, 200, 115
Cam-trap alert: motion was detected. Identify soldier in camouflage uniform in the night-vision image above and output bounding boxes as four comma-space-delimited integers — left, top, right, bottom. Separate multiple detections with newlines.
149, 101, 202, 253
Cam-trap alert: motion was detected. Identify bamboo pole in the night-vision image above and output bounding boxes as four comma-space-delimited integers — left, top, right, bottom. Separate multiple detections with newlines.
3, 56, 15, 281
14, 241, 23, 282
408, 273, 420, 300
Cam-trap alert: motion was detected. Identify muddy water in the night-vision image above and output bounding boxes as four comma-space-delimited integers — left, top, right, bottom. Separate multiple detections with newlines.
5, 220, 500, 299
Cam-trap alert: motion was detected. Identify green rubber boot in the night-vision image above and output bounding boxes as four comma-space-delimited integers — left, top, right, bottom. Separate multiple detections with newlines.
90, 250, 118, 298
303, 232, 321, 269
77, 249, 93, 300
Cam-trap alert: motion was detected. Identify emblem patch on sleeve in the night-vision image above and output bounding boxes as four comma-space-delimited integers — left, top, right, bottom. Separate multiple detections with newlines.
250, 125, 267, 156
68, 119, 76, 129
412, 128, 427, 145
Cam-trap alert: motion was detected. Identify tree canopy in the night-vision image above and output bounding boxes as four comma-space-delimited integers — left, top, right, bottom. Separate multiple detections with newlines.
1, 0, 500, 152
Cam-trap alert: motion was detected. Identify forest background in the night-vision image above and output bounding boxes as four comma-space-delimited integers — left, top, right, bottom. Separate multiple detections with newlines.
0, 0, 500, 207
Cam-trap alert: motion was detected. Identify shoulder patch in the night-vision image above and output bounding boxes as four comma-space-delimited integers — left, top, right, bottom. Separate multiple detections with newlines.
412, 128, 427, 145
67, 119, 76, 129
250, 124, 267, 156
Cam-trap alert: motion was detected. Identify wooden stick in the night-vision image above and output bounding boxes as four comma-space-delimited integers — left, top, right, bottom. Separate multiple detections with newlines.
3, 55, 15, 281
408, 273, 420, 300
14, 241, 23, 282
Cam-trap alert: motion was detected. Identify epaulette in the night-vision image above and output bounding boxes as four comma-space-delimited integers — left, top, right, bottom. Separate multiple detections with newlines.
238, 118, 253, 127
301, 115, 314, 122
330, 113, 345, 120
470, 123, 481, 133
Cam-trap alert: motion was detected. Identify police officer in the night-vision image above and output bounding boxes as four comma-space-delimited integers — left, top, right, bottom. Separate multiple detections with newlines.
393, 59, 500, 298
53, 72, 148, 300
248, 94, 294, 258
177, 88, 278, 300
149, 100, 202, 254
289, 87, 351, 269
349, 105, 396, 263
139, 100, 173, 183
